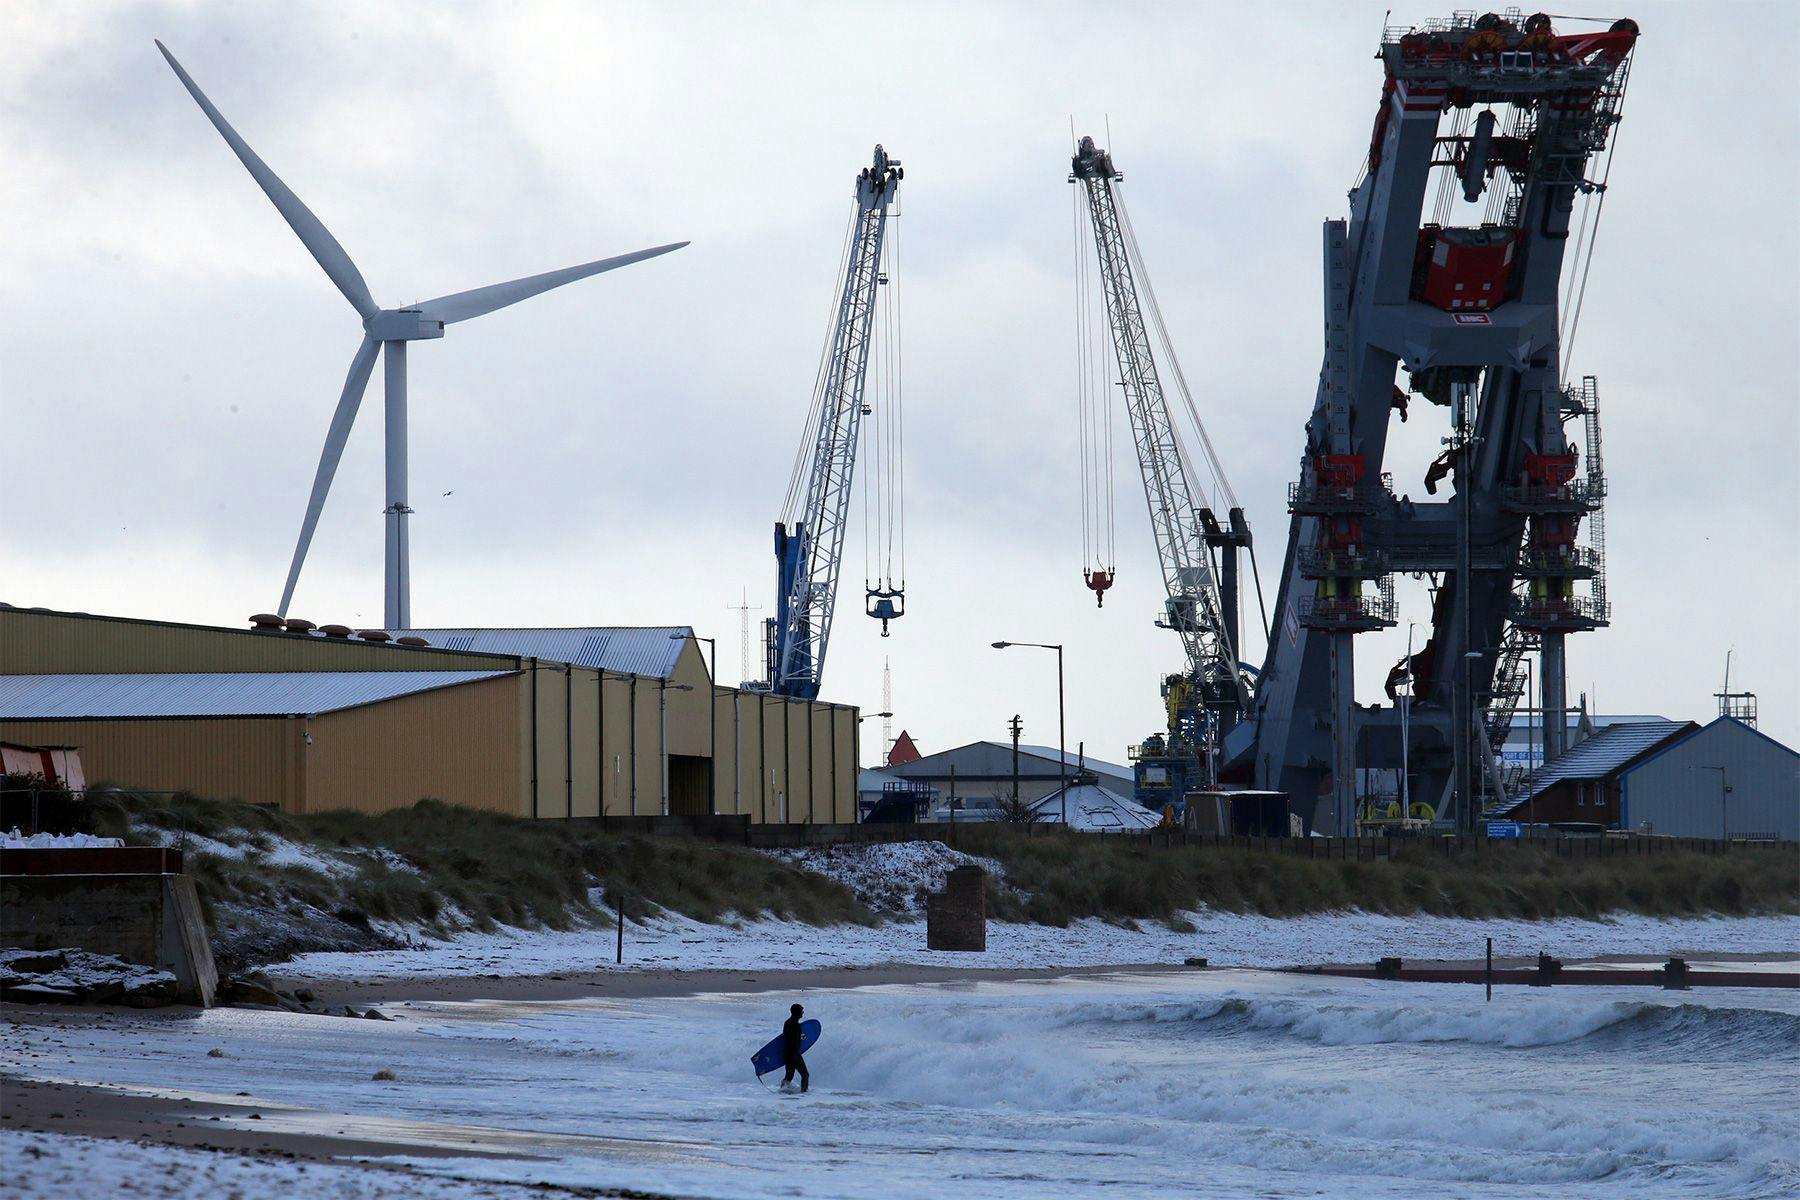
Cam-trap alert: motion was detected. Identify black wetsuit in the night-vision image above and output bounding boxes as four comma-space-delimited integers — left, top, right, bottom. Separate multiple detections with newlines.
781, 1015, 809, 1091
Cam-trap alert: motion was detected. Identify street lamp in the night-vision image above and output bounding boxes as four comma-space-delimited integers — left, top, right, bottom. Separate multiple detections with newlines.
671, 632, 718, 814
992, 641, 1066, 826
856, 709, 894, 754
1399, 622, 1415, 827
1462, 649, 1484, 833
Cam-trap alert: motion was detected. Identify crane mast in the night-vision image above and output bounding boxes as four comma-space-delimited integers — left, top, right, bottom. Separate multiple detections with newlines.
1070, 136, 1247, 793
766, 145, 903, 700
1226, 13, 1638, 836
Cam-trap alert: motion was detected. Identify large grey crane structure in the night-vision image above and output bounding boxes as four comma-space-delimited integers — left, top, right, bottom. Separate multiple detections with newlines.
764, 146, 905, 699
1070, 137, 1249, 803
1224, 12, 1637, 834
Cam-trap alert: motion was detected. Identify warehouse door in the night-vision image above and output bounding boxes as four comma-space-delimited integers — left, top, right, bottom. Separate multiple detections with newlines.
668, 755, 711, 816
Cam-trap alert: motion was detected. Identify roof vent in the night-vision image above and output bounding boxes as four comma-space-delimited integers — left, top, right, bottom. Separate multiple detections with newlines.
395, 635, 430, 647
283, 617, 316, 634
319, 624, 353, 639
249, 613, 283, 630
357, 629, 392, 643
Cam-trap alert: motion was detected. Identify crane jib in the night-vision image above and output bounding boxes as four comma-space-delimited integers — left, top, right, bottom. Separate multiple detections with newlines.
768, 146, 903, 698
1071, 138, 1245, 711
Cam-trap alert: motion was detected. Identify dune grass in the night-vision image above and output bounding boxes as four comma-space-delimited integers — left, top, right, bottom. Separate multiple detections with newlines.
83, 791, 874, 935
953, 826, 1800, 927
77, 790, 1797, 943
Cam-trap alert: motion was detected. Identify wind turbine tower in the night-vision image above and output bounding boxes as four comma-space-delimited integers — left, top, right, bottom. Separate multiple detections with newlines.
157, 41, 687, 628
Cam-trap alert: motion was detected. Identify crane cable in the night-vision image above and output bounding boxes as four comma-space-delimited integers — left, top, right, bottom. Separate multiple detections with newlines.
862, 203, 904, 595
1113, 188, 1239, 514
1560, 54, 1631, 384
881, 209, 905, 589
1072, 169, 1116, 580
786, 205, 860, 523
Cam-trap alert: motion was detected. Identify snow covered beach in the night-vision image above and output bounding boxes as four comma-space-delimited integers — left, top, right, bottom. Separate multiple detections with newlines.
7, 835, 1796, 1198
274, 906, 1800, 986
8, 962, 1799, 1199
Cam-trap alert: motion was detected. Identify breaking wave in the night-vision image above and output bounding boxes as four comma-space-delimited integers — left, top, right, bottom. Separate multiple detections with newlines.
1041, 994, 1800, 1054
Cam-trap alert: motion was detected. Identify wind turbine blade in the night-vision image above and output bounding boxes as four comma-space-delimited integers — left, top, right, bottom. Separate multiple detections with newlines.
415, 242, 688, 325
156, 40, 378, 320
278, 336, 380, 617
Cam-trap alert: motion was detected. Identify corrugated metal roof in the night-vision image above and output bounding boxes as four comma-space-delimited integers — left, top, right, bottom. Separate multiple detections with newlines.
1031, 783, 1160, 830
886, 741, 1134, 786
1013, 742, 1132, 784
0, 671, 512, 719
858, 767, 901, 793
1493, 720, 1695, 815
397, 628, 692, 679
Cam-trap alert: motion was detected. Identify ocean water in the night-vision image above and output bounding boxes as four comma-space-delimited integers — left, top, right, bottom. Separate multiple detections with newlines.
10, 970, 1798, 1199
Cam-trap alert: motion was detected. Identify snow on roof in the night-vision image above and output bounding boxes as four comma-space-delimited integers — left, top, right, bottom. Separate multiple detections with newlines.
891, 740, 1132, 785
0, 671, 512, 719
397, 628, 692, 678
1491, 719, 1696, 816
858, 767, 901, 793
1030, 783, 1160, 831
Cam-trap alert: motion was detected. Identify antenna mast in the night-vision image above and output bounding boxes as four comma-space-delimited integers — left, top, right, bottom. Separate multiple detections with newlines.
729, 587, 763, 686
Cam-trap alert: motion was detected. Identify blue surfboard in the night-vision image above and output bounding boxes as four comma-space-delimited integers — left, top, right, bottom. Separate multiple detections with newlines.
752, 1019, 821, 1077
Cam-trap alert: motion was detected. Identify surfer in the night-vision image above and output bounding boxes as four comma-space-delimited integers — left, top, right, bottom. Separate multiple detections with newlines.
781, 1003, 810, 1092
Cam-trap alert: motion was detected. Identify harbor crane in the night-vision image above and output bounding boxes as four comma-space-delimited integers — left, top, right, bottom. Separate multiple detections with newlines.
1225, 12, 1637, 835
1070, 135, 1253, 807
760, 146, 906, 699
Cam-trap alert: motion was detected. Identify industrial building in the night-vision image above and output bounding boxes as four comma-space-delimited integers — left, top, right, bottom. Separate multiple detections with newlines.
884, 741, 1132, 808
0, 606, 857, 822
1492, 716, 1798, 840
1616, 718, 1796, 840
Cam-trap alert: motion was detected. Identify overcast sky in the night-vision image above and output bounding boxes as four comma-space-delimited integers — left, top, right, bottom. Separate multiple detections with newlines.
4, 1, 1796, 764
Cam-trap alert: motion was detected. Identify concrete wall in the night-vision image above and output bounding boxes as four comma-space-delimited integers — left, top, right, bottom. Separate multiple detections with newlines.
1623, 719, 1800, 840
0, 606, 516, 674
0, 871, 217, 1005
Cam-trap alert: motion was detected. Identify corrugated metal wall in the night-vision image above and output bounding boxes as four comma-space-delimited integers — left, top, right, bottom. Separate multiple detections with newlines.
2, 610, 860, 823
0, 608, 517, 674
1624, 720, 1799, 840
511, 663, 852, 822
713, 688, 742, 816
306, 673, 526, 815
0, 717, 299, 808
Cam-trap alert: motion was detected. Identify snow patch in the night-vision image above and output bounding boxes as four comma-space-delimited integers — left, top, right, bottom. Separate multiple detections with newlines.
0, 1129, 565, 1200
279, 906, 1800, 982
148, 827, 357, 879
0, 947, 177, 1004
761, 840, 1007, 914
1, 828, 123, 848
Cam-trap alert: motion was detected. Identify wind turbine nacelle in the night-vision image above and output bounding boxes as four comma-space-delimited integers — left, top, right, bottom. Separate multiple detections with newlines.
365, 309, 446, 342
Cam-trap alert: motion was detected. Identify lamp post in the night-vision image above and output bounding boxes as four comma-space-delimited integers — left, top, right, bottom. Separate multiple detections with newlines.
854, 711, 894, 820
672, 632, 718, 814
1462, 649, 1484, 833
992, 641, 1066, 826
1400, 622, 1415, 826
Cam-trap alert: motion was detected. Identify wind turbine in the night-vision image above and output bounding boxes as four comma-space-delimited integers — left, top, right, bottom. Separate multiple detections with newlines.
156, 40, 687, 629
